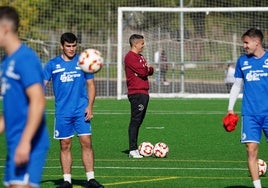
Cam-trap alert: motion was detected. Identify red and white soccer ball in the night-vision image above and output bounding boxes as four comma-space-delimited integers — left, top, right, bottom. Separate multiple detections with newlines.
138, 142, 154, 157
258, 159, 267, 176
153, 142, 169, 158
78, 48, 104, 73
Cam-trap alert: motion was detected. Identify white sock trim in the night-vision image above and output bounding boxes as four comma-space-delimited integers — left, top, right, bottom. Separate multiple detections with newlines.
63, 174, 72, 183
86, 171, 94, 181
253, 179, 261, 188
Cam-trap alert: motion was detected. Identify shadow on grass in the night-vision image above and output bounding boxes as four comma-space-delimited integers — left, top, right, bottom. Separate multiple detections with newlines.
121, 149, 129, 155
41, 178, 87, 187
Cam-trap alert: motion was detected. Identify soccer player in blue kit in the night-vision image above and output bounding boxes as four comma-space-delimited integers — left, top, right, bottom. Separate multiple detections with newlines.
44, 32, 103, 188
227, 28, 268, 188
0, 6, 50, 188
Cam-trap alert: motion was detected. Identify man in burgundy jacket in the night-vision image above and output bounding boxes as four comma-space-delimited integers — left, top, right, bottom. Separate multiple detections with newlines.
124, 34, 154, 158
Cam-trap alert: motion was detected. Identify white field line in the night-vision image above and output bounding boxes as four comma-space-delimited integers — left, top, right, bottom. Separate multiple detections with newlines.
0, 165, 248, 171
33, 159, 248, 171
95, 166, 248, 171
146, 126, 165, 129
45, 109, 228, 115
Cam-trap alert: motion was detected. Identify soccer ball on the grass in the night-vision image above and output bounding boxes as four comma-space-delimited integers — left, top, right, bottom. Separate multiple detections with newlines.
258, 159, 267, 176
153, 142, 169, 158
78, 49, 104, 73
138, 142, 154, 157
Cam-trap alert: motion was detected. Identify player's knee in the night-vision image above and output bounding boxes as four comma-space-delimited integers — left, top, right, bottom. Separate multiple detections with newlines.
82, 143, 93, 151
246, 143, 258, 158
130, 118, 142, 126
60, 139, 72, 151
79, 136, 92, 149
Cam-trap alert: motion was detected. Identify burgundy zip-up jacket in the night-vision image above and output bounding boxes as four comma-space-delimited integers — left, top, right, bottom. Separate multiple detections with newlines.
124, 51, 154, 95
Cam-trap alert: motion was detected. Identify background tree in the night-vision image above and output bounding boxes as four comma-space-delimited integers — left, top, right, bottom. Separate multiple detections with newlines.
0, 0, 39, 38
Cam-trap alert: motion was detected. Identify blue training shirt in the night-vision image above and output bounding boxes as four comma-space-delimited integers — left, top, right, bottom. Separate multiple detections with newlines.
1, 44, 49, 150
235, 51, 268, 115
43, 54, 94, 117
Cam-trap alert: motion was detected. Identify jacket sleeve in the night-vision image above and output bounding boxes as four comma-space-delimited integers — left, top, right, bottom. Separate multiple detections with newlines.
148, 67, 154, 76
125, 57, 150, 79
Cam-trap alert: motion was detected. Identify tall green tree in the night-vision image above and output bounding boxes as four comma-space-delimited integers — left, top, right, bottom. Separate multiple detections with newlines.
0, 0, 39, 38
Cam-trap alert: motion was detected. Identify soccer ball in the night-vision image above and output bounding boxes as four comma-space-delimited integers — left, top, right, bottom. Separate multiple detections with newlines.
153, 142, 169, 158
258, 159, 267, 176
78, 49, 104, 73
138, 142, 154, 157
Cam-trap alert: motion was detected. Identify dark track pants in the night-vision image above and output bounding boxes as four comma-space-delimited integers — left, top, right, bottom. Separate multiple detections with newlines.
128, 93, 149, 151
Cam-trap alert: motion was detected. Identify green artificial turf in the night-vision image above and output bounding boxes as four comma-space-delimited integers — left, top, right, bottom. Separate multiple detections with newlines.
1, 98, 268, 188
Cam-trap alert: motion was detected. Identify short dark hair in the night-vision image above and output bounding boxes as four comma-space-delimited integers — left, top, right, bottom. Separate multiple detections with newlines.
60, 32, 78, 45
0, 6, 19, 32
242, 28, 264, 45
129, 34, 144, 47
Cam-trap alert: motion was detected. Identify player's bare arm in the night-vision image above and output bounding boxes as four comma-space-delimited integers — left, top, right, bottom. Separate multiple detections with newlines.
85, 79, 96, 121
0, 115, 4, 134
14, 83, 46, 166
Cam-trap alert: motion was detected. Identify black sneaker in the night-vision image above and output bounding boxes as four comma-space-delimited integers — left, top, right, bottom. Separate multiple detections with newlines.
58, 181, 73, 188
86, 179, 104, 188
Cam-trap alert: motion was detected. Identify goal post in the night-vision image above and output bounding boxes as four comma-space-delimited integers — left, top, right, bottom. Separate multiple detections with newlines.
117, 7, 268, 100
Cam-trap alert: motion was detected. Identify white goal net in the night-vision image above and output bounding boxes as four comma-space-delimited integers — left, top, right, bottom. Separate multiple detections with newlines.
117, 7, 268, 99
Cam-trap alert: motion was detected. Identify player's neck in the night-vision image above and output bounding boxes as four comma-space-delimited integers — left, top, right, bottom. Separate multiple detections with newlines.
254, 49, 265, 58
4, 35, 21, 56
131, 48, 141, 54
61, 54, 75, 61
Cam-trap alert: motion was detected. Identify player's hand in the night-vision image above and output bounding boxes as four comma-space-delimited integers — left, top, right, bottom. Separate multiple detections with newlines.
145, 63, 154, 75
0, 116, 5, 134
227, 110, 234, 114
145, 63, 151, 69
85, 108, 94, 121
14, 141, 31, 166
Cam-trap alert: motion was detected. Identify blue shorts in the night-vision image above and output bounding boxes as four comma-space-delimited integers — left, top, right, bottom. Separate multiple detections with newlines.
4, 148, 48, 187
241, 115, 268, 143
54, 115, 92, 139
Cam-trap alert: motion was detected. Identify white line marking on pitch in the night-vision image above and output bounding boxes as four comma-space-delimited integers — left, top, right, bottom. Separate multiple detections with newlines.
94, 166, 248, 171
21, 165, 247, 171
45, 110, 227, 115
146, 126, 165, 129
